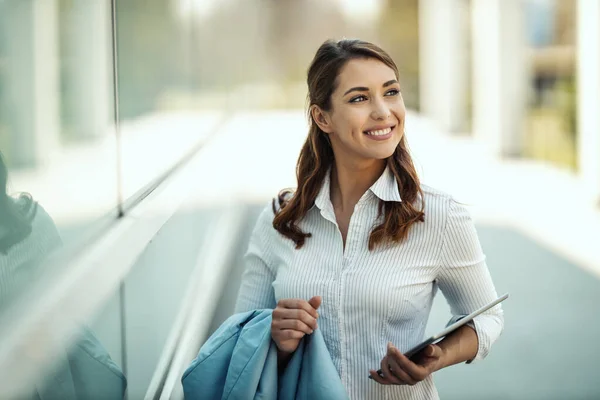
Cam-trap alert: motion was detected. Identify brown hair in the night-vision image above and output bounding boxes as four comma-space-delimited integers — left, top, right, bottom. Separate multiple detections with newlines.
273, 39, 424, 250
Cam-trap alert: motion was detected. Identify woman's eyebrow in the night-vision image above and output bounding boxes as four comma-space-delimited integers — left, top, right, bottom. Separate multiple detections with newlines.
343, 80, 399, 96
343, 86, 369, 96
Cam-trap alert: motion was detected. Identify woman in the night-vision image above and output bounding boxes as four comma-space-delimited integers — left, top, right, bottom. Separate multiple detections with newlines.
234, 39, 504, 399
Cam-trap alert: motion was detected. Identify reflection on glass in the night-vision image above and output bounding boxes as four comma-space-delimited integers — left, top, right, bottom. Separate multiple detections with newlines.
0, 1, 124, 397
1, 150, 126, 399
0, 0, 119, 244
34, 325, 127, 400
0, 152, 61, 306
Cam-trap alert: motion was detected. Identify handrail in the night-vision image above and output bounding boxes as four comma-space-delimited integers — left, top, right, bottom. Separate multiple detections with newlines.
144, 206, 246, 400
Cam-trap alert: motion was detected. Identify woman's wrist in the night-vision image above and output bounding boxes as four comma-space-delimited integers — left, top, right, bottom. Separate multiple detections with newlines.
435, 325, 478, 370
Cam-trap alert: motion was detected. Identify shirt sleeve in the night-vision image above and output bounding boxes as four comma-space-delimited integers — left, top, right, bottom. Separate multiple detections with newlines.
234, 204, 278, 313
436, 198, 505, 364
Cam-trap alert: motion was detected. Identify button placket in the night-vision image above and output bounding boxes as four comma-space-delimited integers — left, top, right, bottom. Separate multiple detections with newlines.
338, 200, 368, 387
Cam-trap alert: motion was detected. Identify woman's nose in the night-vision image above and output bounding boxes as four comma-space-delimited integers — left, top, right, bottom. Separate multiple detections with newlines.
370, 99, 391, 120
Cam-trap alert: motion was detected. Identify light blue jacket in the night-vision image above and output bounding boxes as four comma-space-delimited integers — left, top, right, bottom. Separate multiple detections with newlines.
181, 309, 348, 400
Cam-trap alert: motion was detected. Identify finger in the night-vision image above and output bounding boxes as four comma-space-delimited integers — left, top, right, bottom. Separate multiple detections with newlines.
275, 329, 305, 341
278, 299, 319, 319
412, 345, 443, 370
386, 356, 417, 386
425, 344, 443, 358
387, 344, 428, 382
368, 370, 390, 385
379, 355, 403, 385
308, 296, 322, 310
280, 309, 318, 330
274, 318, 314, 335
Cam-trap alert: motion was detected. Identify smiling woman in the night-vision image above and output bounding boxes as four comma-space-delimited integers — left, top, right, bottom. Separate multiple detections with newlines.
234, 39, 505, 400
274, 40, 420, 251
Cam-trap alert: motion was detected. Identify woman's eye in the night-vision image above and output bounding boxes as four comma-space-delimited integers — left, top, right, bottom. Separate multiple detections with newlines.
350, 95, 367, 103
386, 89, 400, 96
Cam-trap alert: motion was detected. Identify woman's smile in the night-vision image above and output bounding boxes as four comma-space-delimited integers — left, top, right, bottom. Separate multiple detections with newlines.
364, 124, 396, 141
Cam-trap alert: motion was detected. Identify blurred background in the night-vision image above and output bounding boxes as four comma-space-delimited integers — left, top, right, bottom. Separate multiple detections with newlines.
0, 0, 598, 399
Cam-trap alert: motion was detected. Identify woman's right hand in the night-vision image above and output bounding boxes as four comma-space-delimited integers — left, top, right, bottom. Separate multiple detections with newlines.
271, 296, 322, 354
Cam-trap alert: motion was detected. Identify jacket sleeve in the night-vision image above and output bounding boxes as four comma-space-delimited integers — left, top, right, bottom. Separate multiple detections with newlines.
436, 198, 505, 364
234, 204, 278, 313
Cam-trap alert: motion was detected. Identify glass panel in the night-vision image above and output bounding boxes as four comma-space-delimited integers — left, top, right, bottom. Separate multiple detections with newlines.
115, 0, 223, 204
0, 0, 118, 309
0, 0, 121, 397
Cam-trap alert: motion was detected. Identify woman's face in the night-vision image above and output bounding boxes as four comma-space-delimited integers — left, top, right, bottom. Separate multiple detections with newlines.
314, 58, 406, 166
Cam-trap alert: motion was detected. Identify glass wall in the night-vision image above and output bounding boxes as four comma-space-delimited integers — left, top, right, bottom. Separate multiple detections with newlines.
0, 0, 118, 308
114, 0, 223, 203
0, 2, 122, 398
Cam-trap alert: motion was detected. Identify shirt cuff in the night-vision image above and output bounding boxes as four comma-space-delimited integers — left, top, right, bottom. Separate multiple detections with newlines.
465, 318, 487, 364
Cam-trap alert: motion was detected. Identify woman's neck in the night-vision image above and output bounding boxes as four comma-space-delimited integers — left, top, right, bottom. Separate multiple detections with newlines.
330, 158, 386, 213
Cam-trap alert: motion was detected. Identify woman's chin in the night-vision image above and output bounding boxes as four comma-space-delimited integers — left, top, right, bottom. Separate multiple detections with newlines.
364, 144, 398, 160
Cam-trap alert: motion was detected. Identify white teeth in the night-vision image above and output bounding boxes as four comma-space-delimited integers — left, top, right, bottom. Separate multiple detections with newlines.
366, 127, 392, 136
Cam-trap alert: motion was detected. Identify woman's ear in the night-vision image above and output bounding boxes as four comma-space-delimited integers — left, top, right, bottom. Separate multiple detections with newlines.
310, 105, 333, 134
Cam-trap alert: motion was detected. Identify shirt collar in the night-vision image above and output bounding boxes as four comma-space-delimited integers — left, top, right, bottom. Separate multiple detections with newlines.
313, 164, 402, 212
369, 165, 403, 203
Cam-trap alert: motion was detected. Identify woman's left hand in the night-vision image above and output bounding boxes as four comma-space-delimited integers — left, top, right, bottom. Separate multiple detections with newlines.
369, 342, 445, 386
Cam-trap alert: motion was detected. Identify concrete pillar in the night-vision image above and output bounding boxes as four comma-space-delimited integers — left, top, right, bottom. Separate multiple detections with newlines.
1, 0, 60, 167
576, 0, 600, 205
471, 0, 528, 157
64, 0, 112, 140
419, 0, 469, 133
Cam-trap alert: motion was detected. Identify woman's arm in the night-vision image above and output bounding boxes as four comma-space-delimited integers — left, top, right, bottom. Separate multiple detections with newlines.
234, 205, 303, 371
370, 198, 504, 385
436, 325, 478, 369
234, 205, 277, 313
435, 198, 504, 365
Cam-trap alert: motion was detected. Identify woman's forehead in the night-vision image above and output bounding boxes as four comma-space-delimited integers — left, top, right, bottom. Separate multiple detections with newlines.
335, 58, 397, 90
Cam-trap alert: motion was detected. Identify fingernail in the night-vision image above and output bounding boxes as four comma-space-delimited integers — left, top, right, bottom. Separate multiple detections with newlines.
387, 342, 393, 350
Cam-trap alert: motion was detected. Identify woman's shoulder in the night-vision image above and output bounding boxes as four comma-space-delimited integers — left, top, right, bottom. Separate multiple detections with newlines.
0, 196, 61, 256
420, 183, 454, 204
271, 188, 295, 214
31, 203, 61, 238
253, 187, 302, 238
254, 195, 284, 233
419, 184, 469, 216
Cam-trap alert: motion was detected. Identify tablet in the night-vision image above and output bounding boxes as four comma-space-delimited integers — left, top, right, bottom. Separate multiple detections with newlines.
375, 293, 508, 376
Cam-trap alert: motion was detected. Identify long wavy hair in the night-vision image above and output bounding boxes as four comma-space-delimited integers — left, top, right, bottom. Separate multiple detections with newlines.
0, 152, 37, 253
273, 39, 425, 250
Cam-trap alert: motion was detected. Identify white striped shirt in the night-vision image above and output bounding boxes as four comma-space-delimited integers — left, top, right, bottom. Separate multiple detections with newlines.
234, 166, 504, 399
